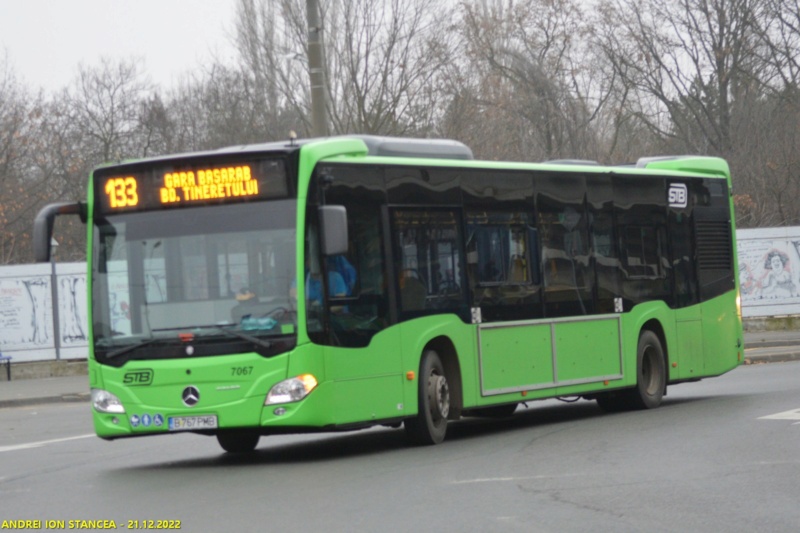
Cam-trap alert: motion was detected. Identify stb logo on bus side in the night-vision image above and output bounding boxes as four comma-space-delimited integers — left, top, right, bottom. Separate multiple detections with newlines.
668, 183, 688, 208
123, 369, 154, 386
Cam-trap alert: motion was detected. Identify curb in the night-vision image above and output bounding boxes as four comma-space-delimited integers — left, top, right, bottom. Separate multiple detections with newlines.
745, 340, 800, 349
0, 392, 90, 409
3, 359, 88, 381
744, 350, 800, 365
2, 348, 799, 410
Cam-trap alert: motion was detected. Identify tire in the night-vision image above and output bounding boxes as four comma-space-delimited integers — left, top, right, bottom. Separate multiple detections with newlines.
596, 330, 665, 412
217, 430, 260, 453
629, 330, 666, 410
405, 349, 450, 445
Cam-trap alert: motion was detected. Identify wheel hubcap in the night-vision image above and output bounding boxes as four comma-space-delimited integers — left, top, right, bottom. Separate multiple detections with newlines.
428, 372, 450, 421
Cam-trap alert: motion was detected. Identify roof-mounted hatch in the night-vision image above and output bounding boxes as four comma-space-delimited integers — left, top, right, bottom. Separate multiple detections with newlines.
352, 135, 473, 160
636, 155, 730, 178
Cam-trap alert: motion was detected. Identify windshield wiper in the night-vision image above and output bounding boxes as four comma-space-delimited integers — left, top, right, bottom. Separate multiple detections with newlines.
105, 338, 159, 359
151, 324, 273, 350
215, 327, 273, 350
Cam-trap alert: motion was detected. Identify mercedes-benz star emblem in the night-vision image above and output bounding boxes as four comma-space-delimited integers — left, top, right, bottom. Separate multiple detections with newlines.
182, 386, 200, 407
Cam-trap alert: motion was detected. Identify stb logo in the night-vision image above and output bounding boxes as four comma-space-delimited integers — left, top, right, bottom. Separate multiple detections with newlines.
123, 369, 154, 386
668, 183, 688, 208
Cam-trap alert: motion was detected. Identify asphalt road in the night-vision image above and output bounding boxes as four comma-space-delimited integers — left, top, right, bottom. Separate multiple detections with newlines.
2, 361, 800, 532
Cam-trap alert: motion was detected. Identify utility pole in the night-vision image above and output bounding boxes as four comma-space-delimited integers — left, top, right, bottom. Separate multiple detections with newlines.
307, 0, 329, 137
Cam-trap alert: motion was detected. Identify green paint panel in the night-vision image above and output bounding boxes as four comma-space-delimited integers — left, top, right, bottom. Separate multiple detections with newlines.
480, 324, 553, 392
554, 319, 621, 382
324, 328, 404, 423
675, 306, 703, 379
701, 293, 742, 375
333, 375, 405, 425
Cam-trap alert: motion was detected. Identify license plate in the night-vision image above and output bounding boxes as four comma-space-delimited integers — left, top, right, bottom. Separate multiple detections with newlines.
168, 415, 218, 431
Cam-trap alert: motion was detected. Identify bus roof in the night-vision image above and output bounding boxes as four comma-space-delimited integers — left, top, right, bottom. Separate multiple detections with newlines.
95, 135, 729, 181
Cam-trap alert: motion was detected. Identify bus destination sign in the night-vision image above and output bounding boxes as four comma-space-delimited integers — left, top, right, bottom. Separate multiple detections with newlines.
97, 158, 287, 214
159, 166, 257, 204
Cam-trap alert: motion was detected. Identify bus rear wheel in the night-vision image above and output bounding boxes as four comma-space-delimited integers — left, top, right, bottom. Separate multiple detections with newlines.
630, 330, 666, 409
405, 349, 449, 445
217, 430, 260, 453
595, 330, 665, 412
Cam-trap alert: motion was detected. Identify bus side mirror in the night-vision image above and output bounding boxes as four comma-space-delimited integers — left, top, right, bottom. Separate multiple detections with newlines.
319, 205, 348, 256
33, 202, 84, 262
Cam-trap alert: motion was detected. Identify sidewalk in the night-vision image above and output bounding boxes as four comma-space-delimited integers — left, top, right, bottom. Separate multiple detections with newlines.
743, 329, 800, 348
1, 330, 799, 409
0, 375, 90, 408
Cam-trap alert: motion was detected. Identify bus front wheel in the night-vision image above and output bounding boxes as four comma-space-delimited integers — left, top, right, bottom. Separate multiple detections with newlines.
405, 349, 449, 445
217, 430, 260, 453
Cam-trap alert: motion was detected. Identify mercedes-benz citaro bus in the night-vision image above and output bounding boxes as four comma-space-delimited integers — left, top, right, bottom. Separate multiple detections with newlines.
34, 135, 743, 453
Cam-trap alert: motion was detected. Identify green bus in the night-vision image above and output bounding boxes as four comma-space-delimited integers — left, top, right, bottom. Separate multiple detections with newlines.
34, 135, 743, 452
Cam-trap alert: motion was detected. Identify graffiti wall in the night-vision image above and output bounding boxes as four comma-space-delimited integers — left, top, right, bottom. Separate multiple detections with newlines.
737, 227, 800, 318
0, 269, 53, 349
0, 229, 797, 363
0, 262, 88, 363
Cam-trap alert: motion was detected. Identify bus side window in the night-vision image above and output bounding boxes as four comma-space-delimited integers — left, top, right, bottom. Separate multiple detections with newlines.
392, 209, 465, 316
466, 211, 540, 319
466, 213, 534, 286
619, 224, 670, 303
537, 175, 594, 317
614, 176, 672, 306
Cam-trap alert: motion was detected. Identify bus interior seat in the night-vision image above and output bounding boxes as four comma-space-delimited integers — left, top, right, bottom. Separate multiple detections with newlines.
400, 274, 427, 311
509, 256, 527, 282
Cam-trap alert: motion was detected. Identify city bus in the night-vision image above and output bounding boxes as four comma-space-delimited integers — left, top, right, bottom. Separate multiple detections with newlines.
34, 135, 743, 453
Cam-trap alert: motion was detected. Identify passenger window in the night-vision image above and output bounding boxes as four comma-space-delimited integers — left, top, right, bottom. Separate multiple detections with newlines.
613, 176, 672, 304
537, 174, 594, 317
466, 212, 534, 285
392, 209, 466, 315
466, 211, 541, 321
622, 226, 666, 280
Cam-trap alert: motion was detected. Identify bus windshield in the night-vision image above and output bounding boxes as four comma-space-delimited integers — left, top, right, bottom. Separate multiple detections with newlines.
92, 200, 297, 356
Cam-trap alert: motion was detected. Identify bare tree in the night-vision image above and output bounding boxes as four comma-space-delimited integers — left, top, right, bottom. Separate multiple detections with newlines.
4, 0, 800, 250
755, 0, 800, 94
67, 57, 154, 162
0, 58, 40, 263
452, 0, 605, 161
17, 58, 157, 261
231, 0, 452, 138
594, 0, 762, 154
324, 0, 452, 135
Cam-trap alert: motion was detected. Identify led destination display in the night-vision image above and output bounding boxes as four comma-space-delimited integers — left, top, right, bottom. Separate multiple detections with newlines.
96, 158, 287, 214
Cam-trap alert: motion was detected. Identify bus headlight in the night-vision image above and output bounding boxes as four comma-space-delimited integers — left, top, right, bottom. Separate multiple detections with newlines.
91, 389, 126, 414
265, 374, 318, 405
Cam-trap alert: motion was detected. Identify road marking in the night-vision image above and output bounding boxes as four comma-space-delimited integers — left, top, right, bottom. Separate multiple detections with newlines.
452, 473, 584, 485
0, 434, 95, 453
759, 408, 800, 421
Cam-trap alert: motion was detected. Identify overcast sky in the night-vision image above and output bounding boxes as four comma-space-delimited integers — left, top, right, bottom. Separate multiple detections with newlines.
0, 0, 239, 93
